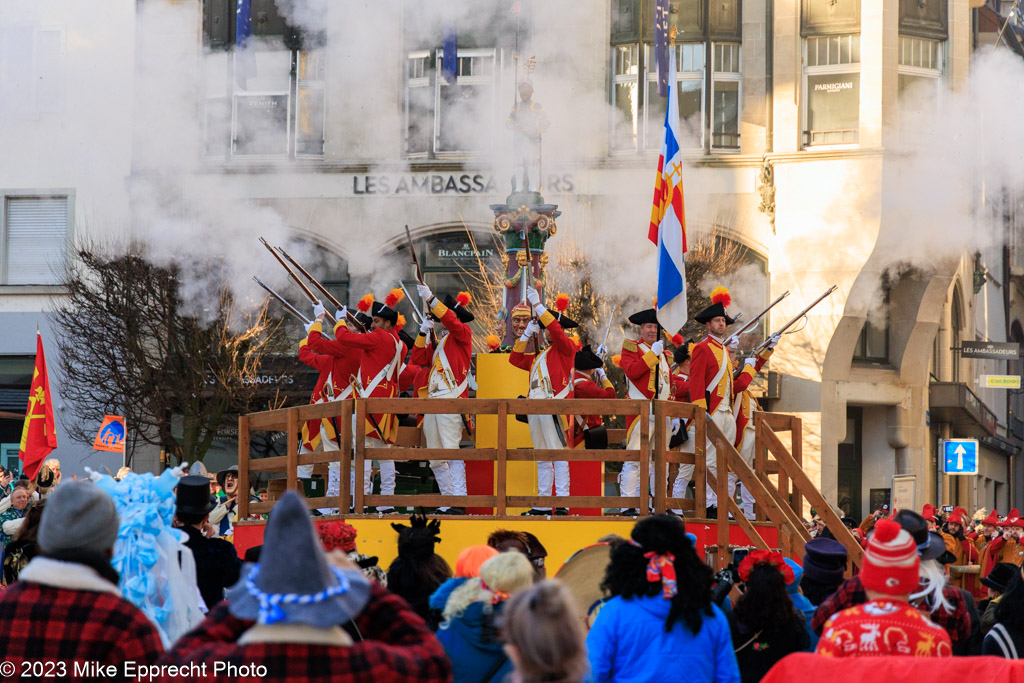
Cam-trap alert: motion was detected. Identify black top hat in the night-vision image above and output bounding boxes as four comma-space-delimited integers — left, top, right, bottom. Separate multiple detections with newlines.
371, 301, 398, 325
574, 345, 604, 371
892, 509, 946, 561
176, 475, 216, 516
981, 562, 1019, 593
354, 311, 373, 328
442, 294, 475, 323
216, 465, 239, 491
628, 308, 659, 326
673, 342, 691, 365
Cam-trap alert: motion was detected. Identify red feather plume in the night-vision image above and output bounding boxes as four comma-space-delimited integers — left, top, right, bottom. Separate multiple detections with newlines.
395, 314, 406, 332
554, 292, 570, 312
710, 286, 731, 308
456, 291, 472, 307
672, 334, 684, 346
485, 334, 501, 350
357, 294, 374, 313
385, 288, 405, 308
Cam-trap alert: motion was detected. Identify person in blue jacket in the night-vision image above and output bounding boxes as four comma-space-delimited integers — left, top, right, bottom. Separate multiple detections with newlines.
436, 550, 535, 683
587, 514, 740, 683
783, 557, 818, 650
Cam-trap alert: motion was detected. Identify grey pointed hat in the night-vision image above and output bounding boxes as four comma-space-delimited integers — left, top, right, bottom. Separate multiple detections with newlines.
226, 490, 371, 627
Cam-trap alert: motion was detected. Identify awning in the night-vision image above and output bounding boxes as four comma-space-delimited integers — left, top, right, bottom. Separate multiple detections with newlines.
929, 382, 998, 438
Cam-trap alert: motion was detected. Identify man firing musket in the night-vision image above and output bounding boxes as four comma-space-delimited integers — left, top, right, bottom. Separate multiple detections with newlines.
307, 290, 407, 514
617, 303, 673, 515
412, 280, 475, 516
688, 286, 779, 519
509, 286, 577, 516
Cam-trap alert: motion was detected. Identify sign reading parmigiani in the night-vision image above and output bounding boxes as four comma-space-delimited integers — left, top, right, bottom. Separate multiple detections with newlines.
960, 341, 1021, 359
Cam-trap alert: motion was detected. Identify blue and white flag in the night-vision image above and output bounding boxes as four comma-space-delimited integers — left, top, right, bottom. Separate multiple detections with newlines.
235, 0, 257, 89
648, 45, 688, 334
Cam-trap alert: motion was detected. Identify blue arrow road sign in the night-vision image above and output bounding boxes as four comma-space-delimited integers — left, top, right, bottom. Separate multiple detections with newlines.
942, 439, 978, 475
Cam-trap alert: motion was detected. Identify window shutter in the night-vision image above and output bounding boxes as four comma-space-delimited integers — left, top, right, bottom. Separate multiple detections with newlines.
6, 197, 68, 285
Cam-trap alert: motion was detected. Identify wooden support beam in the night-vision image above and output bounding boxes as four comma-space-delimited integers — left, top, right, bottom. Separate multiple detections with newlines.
496, 402, 508, 516
706, 471, 771, 551
238, 415, 251, 519
759, 422, 863, 566
286, 408, 299, 493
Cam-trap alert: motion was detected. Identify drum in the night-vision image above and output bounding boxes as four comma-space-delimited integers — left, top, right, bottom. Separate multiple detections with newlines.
555, 542, 613, 628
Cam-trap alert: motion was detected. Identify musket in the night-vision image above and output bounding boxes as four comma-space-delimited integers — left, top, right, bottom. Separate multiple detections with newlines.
398, 281, 424, 325
258, 237, 337, 326
753, 285, 838, 355
599, 306, 617, 357
725, 291, 791, 347
403, 225, 437, 347
252, 276, 310, 324
272, 243, 367, 333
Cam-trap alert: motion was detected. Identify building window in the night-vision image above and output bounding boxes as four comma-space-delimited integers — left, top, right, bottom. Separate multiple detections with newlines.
613, 40, 740, 153
803, 34, 860, 147
897, 36, 943, 114
950, 291, 963, 383
401, 48, 499, 157
711, 43, 741, 150
435, 49, 497, 155
1, 195, 70, 286
0, 26, 66, 116
202, 0, 327, 160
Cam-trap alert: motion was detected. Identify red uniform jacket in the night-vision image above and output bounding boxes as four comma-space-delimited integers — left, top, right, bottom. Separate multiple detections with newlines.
689, 339, 771, 415
569, 370, 615, 447
509, 310, 576, 398
410, 299, 473, 398
619, 338, 671, 437
671, 371, 689, 402
308, 320, 406, 444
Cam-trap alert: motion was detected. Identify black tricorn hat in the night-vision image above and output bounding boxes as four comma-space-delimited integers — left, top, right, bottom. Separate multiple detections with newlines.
628, 308, 659, 326
673, 342, 691, 365
541, 311, 578, 330
574, 345, 604, 371
443, 294, 475, 323
354, 311, 373, 328
371, 301, 398, 325
176, 475, 216, 516
398, 329, 415, 350
694, 302, 735, 325
694, 287, 735, 325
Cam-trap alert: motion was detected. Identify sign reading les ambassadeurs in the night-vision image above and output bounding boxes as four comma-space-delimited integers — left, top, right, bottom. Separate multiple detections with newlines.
960, 341, 1020, 359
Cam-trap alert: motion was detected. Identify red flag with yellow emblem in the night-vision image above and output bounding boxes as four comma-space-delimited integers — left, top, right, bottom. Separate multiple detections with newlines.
19, 332, 57, 479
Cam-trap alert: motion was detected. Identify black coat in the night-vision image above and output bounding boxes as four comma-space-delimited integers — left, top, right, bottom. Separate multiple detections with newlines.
729, 612, 810, 683
182, 525, 242, 611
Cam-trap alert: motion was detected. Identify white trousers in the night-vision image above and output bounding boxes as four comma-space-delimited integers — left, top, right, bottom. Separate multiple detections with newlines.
366, 436, 396, 510
422, 409, 468, 509
671, 424, 697, 514
619, 414, 671, 510
733, 426, 756, 519
704, 408, 737, 508
527, 413, 569, 509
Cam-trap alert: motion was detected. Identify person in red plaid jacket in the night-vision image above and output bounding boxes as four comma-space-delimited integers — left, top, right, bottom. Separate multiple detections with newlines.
0, 481, 164, 679
157, 491, 450, 683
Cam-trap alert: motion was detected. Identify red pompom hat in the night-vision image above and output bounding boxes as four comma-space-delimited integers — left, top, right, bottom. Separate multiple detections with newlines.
861, 519, 920, 596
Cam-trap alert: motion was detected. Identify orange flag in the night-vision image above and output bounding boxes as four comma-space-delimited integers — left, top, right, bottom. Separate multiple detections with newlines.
19, 332, 57, 479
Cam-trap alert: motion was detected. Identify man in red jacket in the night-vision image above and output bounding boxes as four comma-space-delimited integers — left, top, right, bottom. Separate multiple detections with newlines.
510, 286, 577, 516
309, 292, 407, 513
570, 345, 616, 448
299, 318, 364, 512
688, 287, 777, 517
412, 285, 474, 515
618, 306, 672, 514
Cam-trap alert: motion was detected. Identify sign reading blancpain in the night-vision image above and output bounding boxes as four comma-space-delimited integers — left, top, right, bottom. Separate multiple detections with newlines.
960, 341, 1021, 359
351, 172, 577, 196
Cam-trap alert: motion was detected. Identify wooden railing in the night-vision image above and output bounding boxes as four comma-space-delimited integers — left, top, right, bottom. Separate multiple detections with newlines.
237, 397, 862, 569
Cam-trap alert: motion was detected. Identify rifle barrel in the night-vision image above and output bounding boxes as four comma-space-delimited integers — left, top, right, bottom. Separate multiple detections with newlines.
252, 276, 310, 324
726, 290, 791, 345
271, 242, 364, 331
754, 286, 837, 353
398, 282, 424, 324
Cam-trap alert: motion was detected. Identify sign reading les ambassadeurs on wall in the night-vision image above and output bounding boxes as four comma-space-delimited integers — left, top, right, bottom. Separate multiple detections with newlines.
960, 341, 1020, 359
